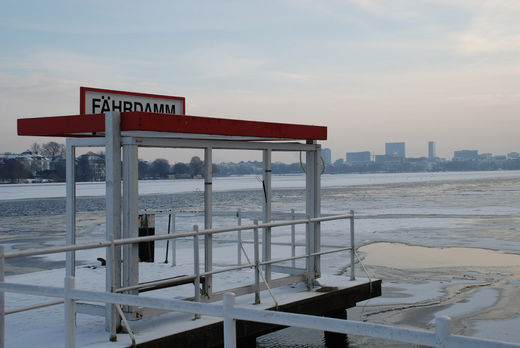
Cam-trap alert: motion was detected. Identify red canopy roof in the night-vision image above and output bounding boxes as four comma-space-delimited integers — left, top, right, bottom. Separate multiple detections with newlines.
18, 112, 327, 141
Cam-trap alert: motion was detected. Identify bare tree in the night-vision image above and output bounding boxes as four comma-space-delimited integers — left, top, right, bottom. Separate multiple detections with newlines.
41, 141, 65, 158
189, 156, 203, 178
29, 142, 41, 155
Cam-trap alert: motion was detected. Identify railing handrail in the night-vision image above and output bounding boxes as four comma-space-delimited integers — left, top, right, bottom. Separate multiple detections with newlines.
3, 213, 353, 259
0, 280, 518, 348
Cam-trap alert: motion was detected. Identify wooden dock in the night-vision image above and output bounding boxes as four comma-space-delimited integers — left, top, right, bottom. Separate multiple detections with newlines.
88, 276, 381, 348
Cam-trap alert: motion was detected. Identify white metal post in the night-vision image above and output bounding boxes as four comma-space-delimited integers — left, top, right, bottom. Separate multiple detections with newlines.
305, 216, 312, 290
65, 140, 76, 277
237, 209, 242, 266
122, 142, 139, 316
262, 149, 272, 284
305, 142, 321, 284
291, 209, 296, 269
223, 293, 237, 348
253, 220, 260, 305
314, 145, 321, 278
105, 111, 121, 336
171, 214, 177, 266
350, 210, 355, 281
193, 225, 201, 319
0, 246, 4, 348
64, 276, 76, 348
204, 147, 213, 299
435, 316, 451, 347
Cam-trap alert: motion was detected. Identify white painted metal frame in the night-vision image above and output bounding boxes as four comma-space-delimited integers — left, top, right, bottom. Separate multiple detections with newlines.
65, 112, 322, 335
122, 140, 139, 317
204, 147, 213, 299
262, 149, 272, 284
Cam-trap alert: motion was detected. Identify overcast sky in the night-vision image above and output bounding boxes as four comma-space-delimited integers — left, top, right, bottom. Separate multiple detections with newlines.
1, 0, 519, 163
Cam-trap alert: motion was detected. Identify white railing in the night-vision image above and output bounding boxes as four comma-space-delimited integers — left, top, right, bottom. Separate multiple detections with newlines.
2, 212, 518, 348
0, 213, 356, 347
1, 278, 519, 348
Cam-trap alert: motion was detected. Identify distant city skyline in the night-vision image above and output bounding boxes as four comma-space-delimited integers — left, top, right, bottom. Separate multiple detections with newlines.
3, 140, 519, 165
1, 2, 519, 164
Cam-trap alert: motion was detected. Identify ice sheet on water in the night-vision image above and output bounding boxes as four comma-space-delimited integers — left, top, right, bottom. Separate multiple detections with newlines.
3, 170, 520, 200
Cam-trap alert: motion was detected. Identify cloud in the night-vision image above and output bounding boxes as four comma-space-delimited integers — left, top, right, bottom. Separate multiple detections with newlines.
455, 0, 520, 53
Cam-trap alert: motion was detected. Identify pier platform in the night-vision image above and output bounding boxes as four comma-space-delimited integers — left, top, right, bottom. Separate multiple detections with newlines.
87, 276, 381, 348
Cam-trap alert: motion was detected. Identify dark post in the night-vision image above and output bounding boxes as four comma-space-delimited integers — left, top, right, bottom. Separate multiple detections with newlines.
138, 214, 155, 262
324, 309, 349, 347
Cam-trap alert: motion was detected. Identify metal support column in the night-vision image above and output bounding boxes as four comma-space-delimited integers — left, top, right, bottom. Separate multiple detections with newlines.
262, 149, 272, 284
204, 147, 213, 299
64, 276, 76, 348
122, 141, 139, 313
105, 111, 121, 336
65, 139, 76, 277
314, 145, 321, 278
305, 142, 321, 285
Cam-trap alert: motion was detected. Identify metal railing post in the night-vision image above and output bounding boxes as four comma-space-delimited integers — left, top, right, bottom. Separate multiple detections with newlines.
64, 276, 76, 348
223, 292, 237, 348
204, 147, 213, 299
291, 209, 296, 268
262, 149, 272, 284
253, 220, 260, 305
237, 209, 242, 266
350, 210, 355, 281
171, 213, 177, 266
435, 316, 451, 348
165, 213, 171, 264
0, 246, 4, 348
305, 215, 312, 289
193, 225, 201, 319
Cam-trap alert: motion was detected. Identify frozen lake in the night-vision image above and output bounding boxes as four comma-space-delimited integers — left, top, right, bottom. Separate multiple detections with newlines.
2, 170, 520, 346
3, 170, 520, 200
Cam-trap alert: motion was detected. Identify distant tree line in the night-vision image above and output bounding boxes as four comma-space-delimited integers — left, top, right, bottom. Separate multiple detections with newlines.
3, 142, 520, 183
138, 156, 219, 179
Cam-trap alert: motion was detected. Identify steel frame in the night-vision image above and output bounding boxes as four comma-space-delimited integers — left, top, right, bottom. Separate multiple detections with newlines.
63, 111, 323, 334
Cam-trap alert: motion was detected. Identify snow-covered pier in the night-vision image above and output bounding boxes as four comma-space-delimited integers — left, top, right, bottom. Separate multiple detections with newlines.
6, 96, 383, 347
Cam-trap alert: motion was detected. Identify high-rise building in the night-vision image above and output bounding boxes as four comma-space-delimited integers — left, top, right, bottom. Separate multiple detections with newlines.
385, 142, 406, 158
428, 141, 436, 160
453, 150, 478, 161
346, 151, 371, 164
321, 148, 331, 165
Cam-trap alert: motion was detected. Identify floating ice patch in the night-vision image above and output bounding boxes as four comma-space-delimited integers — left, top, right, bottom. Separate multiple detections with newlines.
359, 243, 520, 269
472, 315, 520, 343
430, 288, 499, 324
